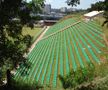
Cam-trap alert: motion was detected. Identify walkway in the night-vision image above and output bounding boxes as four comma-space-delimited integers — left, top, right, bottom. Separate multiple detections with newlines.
29, 26, 50, 53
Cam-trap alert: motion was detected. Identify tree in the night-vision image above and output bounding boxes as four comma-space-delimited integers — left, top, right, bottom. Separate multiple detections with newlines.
87, 1, 104, 12
66, 0, 80, 6
59, 67, 95, 89
28, 0, 44, 14
102, 0, 108, 26
0, 0, 44, 85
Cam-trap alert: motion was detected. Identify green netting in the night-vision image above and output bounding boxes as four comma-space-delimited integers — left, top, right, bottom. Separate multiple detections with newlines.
44, 18, 77, 37
14, 19, 104, 88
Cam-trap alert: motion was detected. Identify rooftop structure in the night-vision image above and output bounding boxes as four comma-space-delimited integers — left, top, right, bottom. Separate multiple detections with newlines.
60, 7, 67, 13
84, 11, 104, 21
39, 20, 58, 26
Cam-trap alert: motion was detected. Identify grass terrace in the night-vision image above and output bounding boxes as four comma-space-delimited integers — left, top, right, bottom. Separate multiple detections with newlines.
43, 18, 78, 37
14, 17, 107, 89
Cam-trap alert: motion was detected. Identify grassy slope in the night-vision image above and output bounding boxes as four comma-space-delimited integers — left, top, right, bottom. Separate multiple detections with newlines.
15, 14, 108, 90
59, 15, 108, 90
94, 16, 108, 38
71, 15, 108, 90
93, 16, 108, 76
22, 26, 43, 44
22, 26, 42, 37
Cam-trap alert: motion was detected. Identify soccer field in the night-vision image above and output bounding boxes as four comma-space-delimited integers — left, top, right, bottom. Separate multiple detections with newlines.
14, 18, 106, 88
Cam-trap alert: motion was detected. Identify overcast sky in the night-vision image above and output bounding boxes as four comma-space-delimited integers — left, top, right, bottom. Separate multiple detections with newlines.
27, 0, 104, 9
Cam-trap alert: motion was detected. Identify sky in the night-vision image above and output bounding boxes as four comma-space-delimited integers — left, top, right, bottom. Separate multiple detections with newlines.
27, 0, 104, 9
45, 0, 104, 9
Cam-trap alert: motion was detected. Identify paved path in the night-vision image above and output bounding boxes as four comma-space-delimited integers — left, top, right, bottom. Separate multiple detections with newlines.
28, 26, 50, 53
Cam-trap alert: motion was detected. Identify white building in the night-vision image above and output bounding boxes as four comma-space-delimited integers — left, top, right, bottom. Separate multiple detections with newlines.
84, 11, 104, 21
43, 4, 51, 14
60, 7, 67, 13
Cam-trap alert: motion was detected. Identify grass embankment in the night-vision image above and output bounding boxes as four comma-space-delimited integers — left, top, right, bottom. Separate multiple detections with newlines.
14, 15, 108, 90
57, 15, 108, 90
74, 16, 108, 90
71, 62, 108, 90
70, 16, 108, 90
94, 17, 108, 37
22, 26, 42, 43
94, 16, 108, 63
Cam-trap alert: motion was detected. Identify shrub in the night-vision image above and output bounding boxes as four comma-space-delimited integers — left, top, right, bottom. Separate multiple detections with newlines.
10, 78, 43, 90
0, 78, 43, 90
59, 66, 95, 89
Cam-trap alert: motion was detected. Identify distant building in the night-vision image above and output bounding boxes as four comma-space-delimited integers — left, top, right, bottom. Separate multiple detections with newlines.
67, 8, 77, 12
39, 20, 58, 26
51, 8, 60, 13
84, 11, 104, 21
60, 7, 67, 13
43, 4, 51, 14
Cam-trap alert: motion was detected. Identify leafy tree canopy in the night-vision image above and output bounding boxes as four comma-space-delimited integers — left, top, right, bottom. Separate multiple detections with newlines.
87, 1, 104, 11
103, 0, 108, 26
0, 0, 44, 83
66, 0, 80, 6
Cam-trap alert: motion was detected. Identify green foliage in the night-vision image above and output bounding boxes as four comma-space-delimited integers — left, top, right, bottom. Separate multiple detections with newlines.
66, 0, 80, 7
9, 78, 43, 90
29, 0, 44, 14
102, 0, 108, 27
0, 0, 44, 84
31, 16, 42, 20
59, 66, 95, 89
0, 77, 43, 90
87, 1, 104, 12
76, 75, 108, 90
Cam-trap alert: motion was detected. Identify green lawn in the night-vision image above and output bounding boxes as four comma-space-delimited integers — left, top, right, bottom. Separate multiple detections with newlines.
22, 26, 42, 38
22, 26, 43, 43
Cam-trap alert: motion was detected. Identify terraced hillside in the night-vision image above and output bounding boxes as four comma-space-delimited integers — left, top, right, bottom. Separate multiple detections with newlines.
14, 18, 106, 88
44, 18, 78, 37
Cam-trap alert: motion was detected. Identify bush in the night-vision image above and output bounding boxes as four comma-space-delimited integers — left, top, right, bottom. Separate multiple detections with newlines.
59, 66, 95, 89
10, 78, 43, 90
76, 75, 108, 90
0, 78, 43, 90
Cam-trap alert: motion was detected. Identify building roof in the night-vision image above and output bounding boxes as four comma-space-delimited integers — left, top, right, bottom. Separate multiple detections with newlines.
39, 20, 58, 23
44, 20, 58, 23
84, 11, 104, 18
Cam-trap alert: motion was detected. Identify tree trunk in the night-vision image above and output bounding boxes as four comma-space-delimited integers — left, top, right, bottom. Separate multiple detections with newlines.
6, 69, 11, 90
